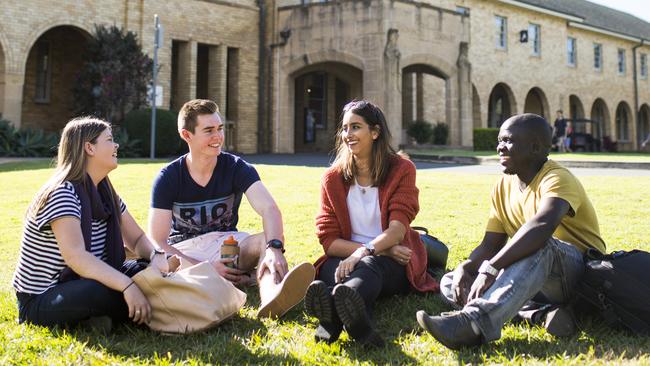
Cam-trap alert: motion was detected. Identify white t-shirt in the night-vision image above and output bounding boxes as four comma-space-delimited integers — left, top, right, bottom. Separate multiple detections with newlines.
347, 180, 382, 244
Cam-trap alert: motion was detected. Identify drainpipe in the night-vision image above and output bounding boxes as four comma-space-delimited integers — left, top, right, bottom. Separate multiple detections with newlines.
266, 28, 291, 153
632, 40, 644, 150
257, 0, 267, 153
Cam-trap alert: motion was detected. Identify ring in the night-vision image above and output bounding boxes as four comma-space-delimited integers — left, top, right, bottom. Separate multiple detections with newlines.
136, 310, 141, 314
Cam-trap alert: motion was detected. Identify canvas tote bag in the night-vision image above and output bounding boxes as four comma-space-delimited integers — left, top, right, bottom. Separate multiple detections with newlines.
132, 260, 247, 334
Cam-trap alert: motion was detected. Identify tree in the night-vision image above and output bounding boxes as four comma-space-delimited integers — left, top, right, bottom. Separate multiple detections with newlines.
73, 25, 153, 124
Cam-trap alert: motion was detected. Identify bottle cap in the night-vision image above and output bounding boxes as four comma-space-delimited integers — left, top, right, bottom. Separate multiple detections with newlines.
223, 235, 238, 245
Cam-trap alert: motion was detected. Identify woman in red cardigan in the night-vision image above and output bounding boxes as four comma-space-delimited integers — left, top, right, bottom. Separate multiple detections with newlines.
306, 100, 439, 347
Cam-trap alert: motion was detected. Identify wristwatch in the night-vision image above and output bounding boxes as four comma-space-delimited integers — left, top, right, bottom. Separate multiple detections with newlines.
149, 248, 165, 262
363, 242, 376, 255
266, 239, 285, 253
478, 260, 499, 276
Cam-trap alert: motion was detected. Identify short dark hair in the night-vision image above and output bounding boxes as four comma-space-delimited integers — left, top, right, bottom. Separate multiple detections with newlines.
178, 99, 220, 133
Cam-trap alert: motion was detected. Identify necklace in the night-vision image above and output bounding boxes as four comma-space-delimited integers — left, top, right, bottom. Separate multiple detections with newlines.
360, 187, 366, 194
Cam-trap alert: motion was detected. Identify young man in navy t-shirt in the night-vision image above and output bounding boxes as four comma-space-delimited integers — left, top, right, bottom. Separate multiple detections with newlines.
148, 99, 314, 319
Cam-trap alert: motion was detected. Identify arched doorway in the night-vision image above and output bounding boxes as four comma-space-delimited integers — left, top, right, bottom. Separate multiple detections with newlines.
523, 87, 549, 118
293, 62, 362, 152
569, 95, 586, 133
402, 64, 448, 142
590, 98, 610, 140
615, 101, 632, 142
488, 83, 516, 128
472, 83, 481, 128
21, 25, 91, 131
639, 104, 650, 148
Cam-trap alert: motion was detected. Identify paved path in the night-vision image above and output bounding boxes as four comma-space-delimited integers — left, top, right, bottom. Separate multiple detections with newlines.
241, 153, 650, 177
2, 154, 649, 177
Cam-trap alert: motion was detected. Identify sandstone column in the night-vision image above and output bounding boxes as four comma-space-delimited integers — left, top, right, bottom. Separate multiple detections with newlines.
457, 42, 473, 147
383, 28, 402, 148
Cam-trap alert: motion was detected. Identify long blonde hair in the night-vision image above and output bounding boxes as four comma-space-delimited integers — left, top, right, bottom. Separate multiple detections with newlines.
28, 117, 120, 218
331, 100, 398, 186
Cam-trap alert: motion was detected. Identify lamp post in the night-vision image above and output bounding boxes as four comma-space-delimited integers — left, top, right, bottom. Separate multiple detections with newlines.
150, 14, 163, 159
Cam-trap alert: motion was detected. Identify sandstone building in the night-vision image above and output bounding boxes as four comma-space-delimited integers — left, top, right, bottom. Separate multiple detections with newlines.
1, 0, 649, 153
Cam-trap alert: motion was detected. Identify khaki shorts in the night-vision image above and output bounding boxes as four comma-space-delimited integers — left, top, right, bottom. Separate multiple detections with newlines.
171, 231, 250, 263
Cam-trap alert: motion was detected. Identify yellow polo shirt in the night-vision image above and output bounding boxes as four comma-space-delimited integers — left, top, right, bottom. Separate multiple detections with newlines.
486, 160, 606, 254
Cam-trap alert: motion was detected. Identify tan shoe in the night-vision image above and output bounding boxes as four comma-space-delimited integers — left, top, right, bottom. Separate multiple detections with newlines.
257, 262, 315, 319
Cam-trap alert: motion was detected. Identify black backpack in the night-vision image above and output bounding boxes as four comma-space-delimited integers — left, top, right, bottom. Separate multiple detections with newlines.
575, 249, 650, 335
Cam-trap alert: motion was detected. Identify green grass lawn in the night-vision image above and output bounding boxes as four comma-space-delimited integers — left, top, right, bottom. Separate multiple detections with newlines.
1, 159, 649, 365
405, 148, 650, 162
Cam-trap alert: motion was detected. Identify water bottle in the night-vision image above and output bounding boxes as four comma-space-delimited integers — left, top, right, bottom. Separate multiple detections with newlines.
221, 235, 239, 268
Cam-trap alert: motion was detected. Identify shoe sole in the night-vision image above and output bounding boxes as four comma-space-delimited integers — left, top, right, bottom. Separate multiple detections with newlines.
333, 285, 367, 329
304, 281, 333, 324
257, 262, 315, 319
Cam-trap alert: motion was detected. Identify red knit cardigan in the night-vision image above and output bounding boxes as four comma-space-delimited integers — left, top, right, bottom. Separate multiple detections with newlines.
314, 157, 439, 293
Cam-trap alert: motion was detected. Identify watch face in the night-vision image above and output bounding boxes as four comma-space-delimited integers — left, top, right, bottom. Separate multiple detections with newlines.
267, 239, 284, 249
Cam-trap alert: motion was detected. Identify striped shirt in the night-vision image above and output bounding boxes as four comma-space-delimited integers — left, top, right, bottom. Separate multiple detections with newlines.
12, 181, 126, 295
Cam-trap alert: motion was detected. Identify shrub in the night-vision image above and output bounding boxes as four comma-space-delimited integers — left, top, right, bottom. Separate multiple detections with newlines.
0, 119, 59, 157
473, 128, 499, 151
121, 108, 185, 157
112, 128, 142, 158
72, 24, 153, 124
407, 120, 434, 144
432, 122, 449, 145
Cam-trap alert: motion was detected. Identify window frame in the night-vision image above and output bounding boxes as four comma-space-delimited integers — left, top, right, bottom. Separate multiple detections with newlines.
528, 23, 541, 56
567, 37, 577, 67
34, 40, 52, 104
640, 53, 647, 79
495, 15, 508, 50
593, 43, 602, 71
617, 48, 626, 75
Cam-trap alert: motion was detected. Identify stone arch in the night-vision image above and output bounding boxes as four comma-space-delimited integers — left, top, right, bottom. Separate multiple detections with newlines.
286, 50, 365, 79
20, 21, 93, 72
291, 61, 363, 152
523, 87, 550, 119
639, 103, 650, 148
487, 82, 516, 128
401, 63, 449, 143
590, 98, 610, 139
21, 25, 92, 131
569, 94, 586, 133
401, 54, 454, 79
615, 101, 632, 141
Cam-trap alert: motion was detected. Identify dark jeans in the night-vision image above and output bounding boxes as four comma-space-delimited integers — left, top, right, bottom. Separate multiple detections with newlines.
16, 260, 147, 327
318, 255, 410, 334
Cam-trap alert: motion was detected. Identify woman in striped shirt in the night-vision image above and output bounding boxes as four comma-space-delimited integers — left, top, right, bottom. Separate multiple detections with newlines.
12, 117, 168, 330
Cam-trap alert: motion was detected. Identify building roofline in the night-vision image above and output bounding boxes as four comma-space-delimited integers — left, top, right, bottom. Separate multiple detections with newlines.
568, 21, 646, 43
497, 0, 584, 22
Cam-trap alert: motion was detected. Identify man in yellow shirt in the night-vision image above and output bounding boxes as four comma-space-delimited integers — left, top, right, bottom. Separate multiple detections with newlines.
417, 113, 606, 350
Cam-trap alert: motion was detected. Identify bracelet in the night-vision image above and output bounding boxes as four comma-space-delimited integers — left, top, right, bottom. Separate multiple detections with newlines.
121, 281, 135, 293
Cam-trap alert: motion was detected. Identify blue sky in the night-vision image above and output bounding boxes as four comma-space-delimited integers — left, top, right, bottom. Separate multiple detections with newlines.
587, 0, 650, 23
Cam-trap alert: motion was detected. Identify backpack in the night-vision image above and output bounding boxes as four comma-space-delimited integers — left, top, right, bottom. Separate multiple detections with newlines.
575, 249, 650, 335
412, 226, 449, 273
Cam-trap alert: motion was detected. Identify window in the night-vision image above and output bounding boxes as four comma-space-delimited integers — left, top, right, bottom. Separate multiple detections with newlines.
567, 37, 577, 66
593, 43, 602, 70
34, 40, 51, 103
528, 23, 540, 56
495, 16, 507, 50
618, 49, 626, 75
641, 53, 648, 79
456, 6, 469, 16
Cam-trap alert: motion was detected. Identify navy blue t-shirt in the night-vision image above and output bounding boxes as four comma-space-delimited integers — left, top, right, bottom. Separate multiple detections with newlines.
151, 152, 260, 243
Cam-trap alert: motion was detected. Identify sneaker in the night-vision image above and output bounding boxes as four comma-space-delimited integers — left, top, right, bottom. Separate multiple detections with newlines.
544, 306, 576, 337
257, 262, 315, 319
416, 310, 482, 350
333, 284, 385, 348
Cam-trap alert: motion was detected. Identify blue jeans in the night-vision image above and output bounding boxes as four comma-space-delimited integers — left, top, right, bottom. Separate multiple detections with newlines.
440, 238, 585, 342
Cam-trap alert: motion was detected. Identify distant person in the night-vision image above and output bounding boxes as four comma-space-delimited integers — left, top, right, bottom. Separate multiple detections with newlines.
565, 120, 573, 153
552, 110, 568, 153
307, 100, 438, 347
642, 132, 650, 149
12, 117, 169, 331
148, 99, 314, 319
417, 113, 606, 350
